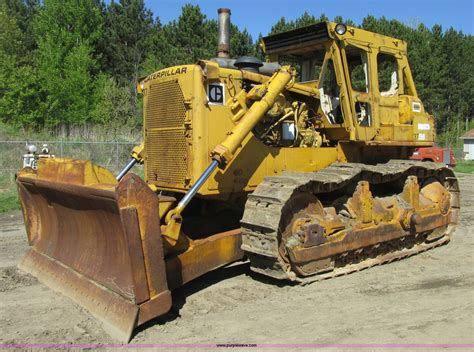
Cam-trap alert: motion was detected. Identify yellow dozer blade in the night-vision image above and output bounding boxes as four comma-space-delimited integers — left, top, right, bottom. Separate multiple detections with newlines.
16, 158, 172, 342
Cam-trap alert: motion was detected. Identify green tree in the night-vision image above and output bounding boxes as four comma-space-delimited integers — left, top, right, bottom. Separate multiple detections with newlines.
442, 29, 473, 116
0, 0, 39, 58
230, 26, 256, 57
91, 74, 137, 128
1, 0, 472, 138
0, 4, 24, 76
160, 4, 217, 65
141, 19, 169, 73
333, 16, 355, 27
33, 0, 103, 128
98, 0, 155, 122
144, 5, 257, 76
0, 3, 43, 126
100, 0, 154, 86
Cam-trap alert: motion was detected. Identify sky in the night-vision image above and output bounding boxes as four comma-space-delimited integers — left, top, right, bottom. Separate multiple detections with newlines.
144, 0, 473, 39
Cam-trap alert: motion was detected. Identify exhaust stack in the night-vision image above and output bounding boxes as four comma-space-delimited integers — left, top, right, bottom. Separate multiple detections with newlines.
217, 8, 231, 58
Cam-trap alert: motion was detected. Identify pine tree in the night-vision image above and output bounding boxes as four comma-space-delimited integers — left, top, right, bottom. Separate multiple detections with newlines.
0, 0, 39, 58
100, 0, 154, 86
160, 4, 217, 65
230, 25, 256, 58
144, 4, 256, 73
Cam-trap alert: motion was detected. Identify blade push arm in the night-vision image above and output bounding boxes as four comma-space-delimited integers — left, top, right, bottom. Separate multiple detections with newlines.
116, 143, 144, 181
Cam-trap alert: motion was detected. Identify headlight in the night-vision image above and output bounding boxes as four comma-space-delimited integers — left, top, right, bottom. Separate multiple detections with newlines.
335, 23, 347, 35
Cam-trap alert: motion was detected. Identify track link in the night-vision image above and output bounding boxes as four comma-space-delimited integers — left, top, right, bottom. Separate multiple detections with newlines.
241, 161, 460, 284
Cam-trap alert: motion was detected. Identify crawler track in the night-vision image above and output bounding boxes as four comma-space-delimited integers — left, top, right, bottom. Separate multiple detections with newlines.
241, 160, 460, 284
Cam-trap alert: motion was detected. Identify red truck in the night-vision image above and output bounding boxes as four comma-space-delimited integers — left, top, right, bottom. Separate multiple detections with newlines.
410, 146, 456, 167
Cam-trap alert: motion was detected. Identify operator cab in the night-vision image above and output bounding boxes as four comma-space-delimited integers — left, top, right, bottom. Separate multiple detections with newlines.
262, 22, 429, 143
262, 23, 347, 131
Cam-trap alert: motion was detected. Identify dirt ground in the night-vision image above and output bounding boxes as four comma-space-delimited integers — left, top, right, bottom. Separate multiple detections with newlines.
1, 173, 473, 348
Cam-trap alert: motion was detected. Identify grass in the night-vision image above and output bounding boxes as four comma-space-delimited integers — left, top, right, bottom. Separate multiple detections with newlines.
455, 160, 474, 174
0, 121, 141, 142
0, 174, 19, 213
0, 189, 19, 213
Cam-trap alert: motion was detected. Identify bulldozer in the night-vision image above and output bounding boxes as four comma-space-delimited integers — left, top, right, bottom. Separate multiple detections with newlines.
16, 9, 459, 342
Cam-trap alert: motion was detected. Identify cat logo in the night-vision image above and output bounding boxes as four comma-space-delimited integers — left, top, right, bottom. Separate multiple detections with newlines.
207, 83, 225, 105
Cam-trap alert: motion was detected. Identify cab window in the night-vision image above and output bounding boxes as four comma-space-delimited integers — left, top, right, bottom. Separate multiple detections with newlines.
319, 59, 343, 124
299, 50, 325, 82
345, 46, 369, 93
378, 53, 399, 96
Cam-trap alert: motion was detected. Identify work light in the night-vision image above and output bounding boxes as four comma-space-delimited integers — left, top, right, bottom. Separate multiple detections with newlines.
335, 23, 347, 35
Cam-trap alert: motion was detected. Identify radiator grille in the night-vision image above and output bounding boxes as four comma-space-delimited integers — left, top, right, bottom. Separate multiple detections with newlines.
145, 80, 189, 185
146, 129, 188, 184
146, 80, 187, 129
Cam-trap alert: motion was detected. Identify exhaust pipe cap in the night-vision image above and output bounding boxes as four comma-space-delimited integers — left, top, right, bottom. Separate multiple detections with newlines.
217, 8, 231, 58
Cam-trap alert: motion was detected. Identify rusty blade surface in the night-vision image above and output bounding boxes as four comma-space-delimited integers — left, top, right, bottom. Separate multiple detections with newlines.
16, 159, 172, 342
18, 163, 136, 301
19, 249, 139, 341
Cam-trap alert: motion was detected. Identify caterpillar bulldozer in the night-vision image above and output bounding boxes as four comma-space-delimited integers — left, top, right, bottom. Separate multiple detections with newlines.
16, 9, 459, 342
